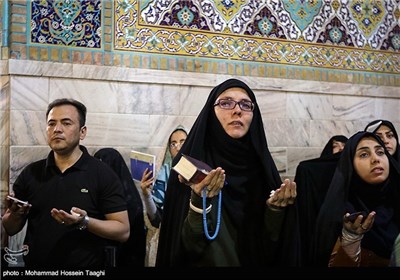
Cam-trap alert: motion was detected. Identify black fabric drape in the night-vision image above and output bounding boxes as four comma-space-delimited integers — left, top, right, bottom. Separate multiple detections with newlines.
295, 152, 342, 265
93, 148, 146, 267
295, 135, 348, 265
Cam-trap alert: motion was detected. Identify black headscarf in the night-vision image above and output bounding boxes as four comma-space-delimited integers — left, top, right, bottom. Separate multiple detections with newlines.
364, 119, 400, 163
320, 135, 348, 158
312, 131, 400, 266
295, 152, 342, 266
295, 134, 347, 265
93, 148, 146, 267
156, 78, 300, 267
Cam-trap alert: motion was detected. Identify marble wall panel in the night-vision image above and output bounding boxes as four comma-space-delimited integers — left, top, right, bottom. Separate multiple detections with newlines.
180, 85, 211, 117
50, 79, 183, 115
286, 147, 323, 177
374, 98, 400, 123
10, 110, 46, 145
116, 83, 181, 115
83, 113, 149, 147
8, 60, 400, 98
10, 76, 49, 110
1, 75, 10, 147
70, 63, 221, 87
72, 65, 124, 82
0, 61, 8, 75
0, 109, 8, 147
0, 111, 10, 187
240, 77, 400, 98
0, 76, 9, 111
309, 120, 360, 147
9, 146, 49, 185
356, 84, 400, 98
0, 72, 9, 214
1, 146, 8, 182
264, 118, 310, 148
242, 77, 288, 92
269, 147, 286, 174
286, 93, 333, 120
255, 91, 286, 119
9, 60, 73, 78
332, 96, 375, 121
49, 79, 121, 113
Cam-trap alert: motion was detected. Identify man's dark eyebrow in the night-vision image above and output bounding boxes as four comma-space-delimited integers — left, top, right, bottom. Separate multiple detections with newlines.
47, 117, 73, 123
61, 118, 73, 122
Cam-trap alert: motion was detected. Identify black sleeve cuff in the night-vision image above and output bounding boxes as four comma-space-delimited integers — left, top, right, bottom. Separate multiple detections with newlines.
190, 190, 211, 208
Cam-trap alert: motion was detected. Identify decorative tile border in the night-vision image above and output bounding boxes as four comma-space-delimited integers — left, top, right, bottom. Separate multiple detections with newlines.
114, 1, 400, 75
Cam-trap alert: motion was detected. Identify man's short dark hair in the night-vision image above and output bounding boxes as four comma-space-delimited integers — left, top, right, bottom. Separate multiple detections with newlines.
46, 98, 87, 128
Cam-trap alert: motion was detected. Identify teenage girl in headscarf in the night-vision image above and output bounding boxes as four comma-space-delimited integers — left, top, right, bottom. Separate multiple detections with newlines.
365, 119, 400, 166
312, 131, 400, 266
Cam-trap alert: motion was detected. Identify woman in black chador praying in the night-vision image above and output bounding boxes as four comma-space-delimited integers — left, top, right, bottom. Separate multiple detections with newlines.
156, 78, 300, 267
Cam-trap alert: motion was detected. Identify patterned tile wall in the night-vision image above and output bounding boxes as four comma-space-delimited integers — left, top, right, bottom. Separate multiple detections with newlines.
116, 1, 399, 71
2, 0, 398, 86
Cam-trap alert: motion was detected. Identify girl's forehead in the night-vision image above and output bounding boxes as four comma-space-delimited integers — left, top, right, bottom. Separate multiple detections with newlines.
357, 137, 380, 148
376, 125, 391, 132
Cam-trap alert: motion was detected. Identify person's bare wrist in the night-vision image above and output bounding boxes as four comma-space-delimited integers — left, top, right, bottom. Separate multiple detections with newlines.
143, 190, 152, 197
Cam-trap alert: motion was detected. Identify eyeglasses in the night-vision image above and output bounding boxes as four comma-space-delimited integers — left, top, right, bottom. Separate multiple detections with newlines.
170, 140, 185, 149
213, 99, 254, 112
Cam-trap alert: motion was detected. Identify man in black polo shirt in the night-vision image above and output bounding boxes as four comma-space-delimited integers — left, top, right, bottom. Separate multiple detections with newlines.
2, 98, 130, 267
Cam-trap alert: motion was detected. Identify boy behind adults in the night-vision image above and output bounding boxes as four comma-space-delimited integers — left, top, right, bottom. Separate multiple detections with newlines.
2, 98, 130, 267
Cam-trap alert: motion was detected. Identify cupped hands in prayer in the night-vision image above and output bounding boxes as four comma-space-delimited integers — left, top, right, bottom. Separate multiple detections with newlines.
266, 178, 297, 210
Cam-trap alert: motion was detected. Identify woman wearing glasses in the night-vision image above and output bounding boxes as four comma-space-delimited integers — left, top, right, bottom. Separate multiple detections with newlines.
140, 125, 187, 266
156, 78, 300, 267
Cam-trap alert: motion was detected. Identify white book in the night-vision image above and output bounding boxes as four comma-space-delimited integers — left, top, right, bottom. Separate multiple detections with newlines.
172, 154, 211, 184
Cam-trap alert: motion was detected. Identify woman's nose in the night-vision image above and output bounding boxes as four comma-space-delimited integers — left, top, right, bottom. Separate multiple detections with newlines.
371, 154, 380, 163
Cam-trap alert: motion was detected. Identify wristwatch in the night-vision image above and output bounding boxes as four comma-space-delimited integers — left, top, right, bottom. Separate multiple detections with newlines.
77, 214, 89, 231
